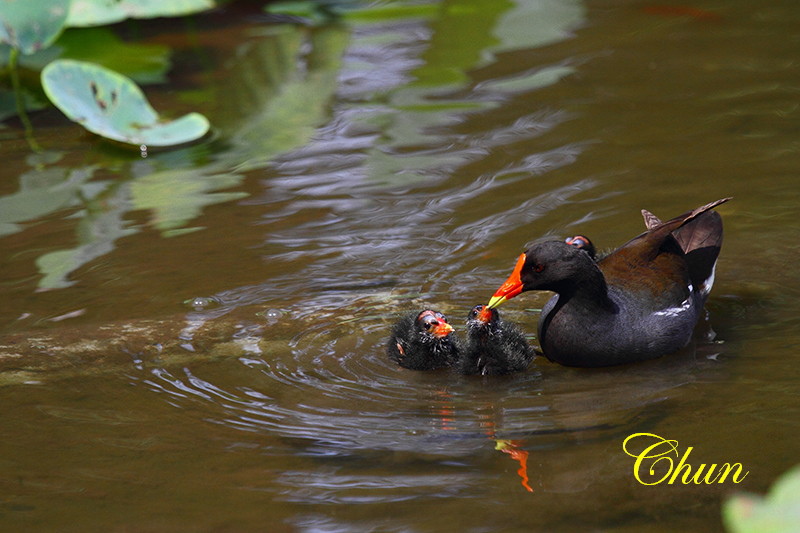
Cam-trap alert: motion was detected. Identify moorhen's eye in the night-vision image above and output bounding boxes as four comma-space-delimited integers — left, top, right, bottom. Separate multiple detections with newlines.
421, 317, 438, 330
533, 263, 545, 273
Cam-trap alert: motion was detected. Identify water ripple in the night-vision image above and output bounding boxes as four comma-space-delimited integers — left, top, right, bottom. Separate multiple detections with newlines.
133, 287, 705, 467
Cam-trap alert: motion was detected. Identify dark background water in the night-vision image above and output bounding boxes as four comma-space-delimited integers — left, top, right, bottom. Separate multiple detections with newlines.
1, 0, 799, 531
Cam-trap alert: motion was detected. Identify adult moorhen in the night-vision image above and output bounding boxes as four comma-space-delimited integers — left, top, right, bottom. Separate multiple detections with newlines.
387, 310, 462, 370
460, 305, 535, 375
487, 198, 731, 367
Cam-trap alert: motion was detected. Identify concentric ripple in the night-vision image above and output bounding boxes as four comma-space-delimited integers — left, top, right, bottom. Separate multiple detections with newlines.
133, 286, 712, 459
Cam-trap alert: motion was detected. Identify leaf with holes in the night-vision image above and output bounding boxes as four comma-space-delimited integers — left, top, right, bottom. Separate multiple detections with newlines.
0, 0, 70, 54
41, 59, 210, 147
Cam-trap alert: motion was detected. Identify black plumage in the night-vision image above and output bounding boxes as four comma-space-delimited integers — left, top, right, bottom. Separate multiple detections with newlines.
387, 310, 462, 370
488, 198, 730, 366
460, 305, 534, 375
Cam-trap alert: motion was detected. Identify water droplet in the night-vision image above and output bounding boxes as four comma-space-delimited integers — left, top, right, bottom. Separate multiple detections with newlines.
185, 296, 219, 310
265, 308, 283, 319
260, 308, 284, 324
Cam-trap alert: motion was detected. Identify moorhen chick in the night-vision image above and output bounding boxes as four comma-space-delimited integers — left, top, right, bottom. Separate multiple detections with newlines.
460, 305, 535, 375
565, 208, 669, 261
387, 310, 462, 370
565, 235, 597, 259
488, 198, 731, 367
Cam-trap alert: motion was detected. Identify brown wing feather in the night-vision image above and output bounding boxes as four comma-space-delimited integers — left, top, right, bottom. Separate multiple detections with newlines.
617, 197, 731, 260
672, 210, 724, 289
641, 209, 661, 230
599, 198, 730, 305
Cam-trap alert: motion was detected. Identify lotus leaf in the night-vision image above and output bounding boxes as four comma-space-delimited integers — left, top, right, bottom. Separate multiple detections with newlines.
67, 0, 215, 27
42, 59, 209, 147
724, 465, 800, 533
0, 0, 70, 54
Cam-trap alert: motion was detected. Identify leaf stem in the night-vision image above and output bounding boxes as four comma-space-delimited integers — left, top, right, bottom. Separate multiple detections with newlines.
8, 47, 41, 152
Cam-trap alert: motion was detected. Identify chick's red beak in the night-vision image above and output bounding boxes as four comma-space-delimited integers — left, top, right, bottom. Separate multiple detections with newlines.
487, 253, 525, 308
477, 306, 493, 323
431, 321, 454, 338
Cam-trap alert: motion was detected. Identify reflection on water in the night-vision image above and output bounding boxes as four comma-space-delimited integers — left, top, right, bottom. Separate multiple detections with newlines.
122, 294, 719, 510
2, 0, 800, 531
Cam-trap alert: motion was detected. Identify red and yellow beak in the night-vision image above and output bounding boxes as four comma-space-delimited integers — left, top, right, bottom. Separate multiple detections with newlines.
431, 321, 454, 338
487, 253, 526, 309
418, 310, 454, 338
477, 306, 493, 323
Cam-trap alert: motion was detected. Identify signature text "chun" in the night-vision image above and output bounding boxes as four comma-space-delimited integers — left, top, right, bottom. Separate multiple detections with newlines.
622, 432, 749, 486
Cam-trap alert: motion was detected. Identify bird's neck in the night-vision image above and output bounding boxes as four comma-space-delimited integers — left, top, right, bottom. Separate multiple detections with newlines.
558, 265, 615, 314
539, 268, 616, 353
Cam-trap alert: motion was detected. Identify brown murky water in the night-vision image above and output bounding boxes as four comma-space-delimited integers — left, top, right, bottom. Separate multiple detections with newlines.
1, 1, 799, 531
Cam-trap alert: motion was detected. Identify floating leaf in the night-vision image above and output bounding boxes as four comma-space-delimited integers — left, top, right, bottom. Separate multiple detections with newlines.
41, 59, 210, 147
724, 465, 800, 533
67, 0, 215, 27
0, 0, 70, 54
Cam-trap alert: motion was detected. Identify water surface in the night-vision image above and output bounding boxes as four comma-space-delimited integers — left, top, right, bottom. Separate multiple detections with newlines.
1, 1, 799, 531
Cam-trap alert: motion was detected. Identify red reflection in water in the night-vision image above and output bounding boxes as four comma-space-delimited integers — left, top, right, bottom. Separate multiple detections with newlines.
431, 389, 457, 431
496, 440, 534, 493
428, 394, 535, 493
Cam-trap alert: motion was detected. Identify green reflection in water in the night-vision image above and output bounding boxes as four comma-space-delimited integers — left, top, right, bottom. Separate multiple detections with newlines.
356, 0, 584, 184
0, 0, 584, 289
2, 23, 349, 289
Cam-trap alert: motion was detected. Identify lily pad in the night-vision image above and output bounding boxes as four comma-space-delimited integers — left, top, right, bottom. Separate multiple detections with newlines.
724, 465, 800, 533
0, 0, 70, 54
41, 59, 210, 147
67, 0, 215, 27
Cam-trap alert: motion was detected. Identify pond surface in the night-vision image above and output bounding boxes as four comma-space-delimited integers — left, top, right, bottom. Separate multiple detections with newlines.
1, 0, 799, 531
